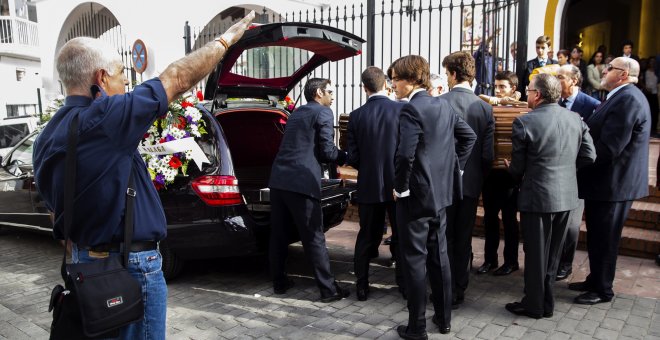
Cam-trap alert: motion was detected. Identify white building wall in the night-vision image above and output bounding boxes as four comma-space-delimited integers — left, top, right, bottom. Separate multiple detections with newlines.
0, 54, 41, 120
37, 0, 325, 100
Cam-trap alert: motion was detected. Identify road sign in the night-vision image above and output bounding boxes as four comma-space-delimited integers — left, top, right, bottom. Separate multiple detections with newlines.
132, 39, 148, 74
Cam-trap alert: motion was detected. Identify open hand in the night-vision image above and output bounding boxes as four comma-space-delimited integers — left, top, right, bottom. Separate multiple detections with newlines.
221, 11, 256, 46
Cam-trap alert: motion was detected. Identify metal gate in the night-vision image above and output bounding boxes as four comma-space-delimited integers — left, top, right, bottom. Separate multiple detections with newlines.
62, 3, 138, 92
186, 0, 528, 114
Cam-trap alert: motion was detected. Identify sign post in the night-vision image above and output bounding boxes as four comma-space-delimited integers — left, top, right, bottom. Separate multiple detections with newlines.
131, 39, 148, 74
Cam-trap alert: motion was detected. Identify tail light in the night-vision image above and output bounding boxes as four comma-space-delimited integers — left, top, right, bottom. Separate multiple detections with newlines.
191, 175, 242, 206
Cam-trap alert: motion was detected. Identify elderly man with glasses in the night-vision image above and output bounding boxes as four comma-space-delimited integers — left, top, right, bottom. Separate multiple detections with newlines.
504, 73, 595, 319
572, 57, 652, 304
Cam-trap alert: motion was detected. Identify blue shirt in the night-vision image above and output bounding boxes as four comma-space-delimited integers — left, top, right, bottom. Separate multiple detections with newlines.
33, 79, 169, 247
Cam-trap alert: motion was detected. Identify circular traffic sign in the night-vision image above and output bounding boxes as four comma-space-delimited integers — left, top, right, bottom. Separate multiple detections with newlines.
132, 39, 148, 74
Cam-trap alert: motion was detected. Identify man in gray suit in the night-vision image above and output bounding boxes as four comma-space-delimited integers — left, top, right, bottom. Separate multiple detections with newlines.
505, 73, 596, 319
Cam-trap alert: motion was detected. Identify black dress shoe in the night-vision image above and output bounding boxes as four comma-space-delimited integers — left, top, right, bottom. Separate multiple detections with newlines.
431, 315, 451, 334
320, 284, 350, 303
555, 266, 572, 281
451, 295, 464, 310
493, 263, 519, 276
505, 302, 546, 319
273, 278, 294, 295
574, 291, 611, 305
568, 280, 591, 291
356, 286, 369, 301
396, 325, 428, 340
477, 262, 498, 274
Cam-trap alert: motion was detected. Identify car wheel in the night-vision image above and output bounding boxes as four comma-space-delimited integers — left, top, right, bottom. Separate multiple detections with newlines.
159, 241, 184, 280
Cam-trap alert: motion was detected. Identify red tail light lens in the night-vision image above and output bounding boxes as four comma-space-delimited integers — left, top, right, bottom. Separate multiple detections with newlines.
191, 175, 242, 206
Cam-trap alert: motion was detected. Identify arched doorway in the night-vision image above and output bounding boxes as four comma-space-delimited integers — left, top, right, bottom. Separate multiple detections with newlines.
55, 2, 135, 92
561, 0, 657, 61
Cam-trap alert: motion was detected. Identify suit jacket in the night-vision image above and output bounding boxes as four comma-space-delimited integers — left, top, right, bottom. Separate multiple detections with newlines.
578, 84, 651, 201
568, 90, 600, 121
269, 101, 346, 199
523, 58, 558, 92
394, 91, 476, 218
442, 87, 495, 198
347, 95, 404, 203
509, 103, 596, 213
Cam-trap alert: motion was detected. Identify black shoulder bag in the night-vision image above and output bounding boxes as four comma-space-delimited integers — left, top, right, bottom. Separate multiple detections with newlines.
48, 114, 144, 339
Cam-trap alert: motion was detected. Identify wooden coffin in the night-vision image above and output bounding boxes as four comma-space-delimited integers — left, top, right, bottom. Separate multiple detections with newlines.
492, 106, 528, 168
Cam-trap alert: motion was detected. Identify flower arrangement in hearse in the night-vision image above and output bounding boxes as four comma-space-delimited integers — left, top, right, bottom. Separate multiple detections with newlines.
140, 90, 210, 190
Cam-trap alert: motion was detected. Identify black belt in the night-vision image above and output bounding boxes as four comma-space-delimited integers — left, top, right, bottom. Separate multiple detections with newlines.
85, 241, 158, 253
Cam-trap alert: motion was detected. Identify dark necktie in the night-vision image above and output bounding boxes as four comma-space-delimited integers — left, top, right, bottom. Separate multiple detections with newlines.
539, 60, 546, 67
559, 98, 567, 108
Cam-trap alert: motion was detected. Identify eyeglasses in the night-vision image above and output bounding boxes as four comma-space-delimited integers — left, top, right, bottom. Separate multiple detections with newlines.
605, 64, 626, 72
525, 88, 538, 93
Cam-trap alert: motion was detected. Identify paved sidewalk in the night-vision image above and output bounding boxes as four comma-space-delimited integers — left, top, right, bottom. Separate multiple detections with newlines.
0, 222, 658, 339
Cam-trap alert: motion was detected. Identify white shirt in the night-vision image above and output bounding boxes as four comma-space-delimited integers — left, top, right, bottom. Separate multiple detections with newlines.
368, 91, 389, 99
606, 83, 630, 101
452, 82, 472, 91
563, 87, 579, 111
537, 57, 549, 66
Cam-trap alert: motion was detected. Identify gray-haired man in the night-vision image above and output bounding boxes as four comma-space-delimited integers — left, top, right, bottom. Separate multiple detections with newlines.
505, 73, 596, 319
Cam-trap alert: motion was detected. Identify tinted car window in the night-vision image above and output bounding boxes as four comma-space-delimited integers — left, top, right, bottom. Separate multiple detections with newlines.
7, 133, 36, 165
0, 123, 29, 149
231, 46, 314, 79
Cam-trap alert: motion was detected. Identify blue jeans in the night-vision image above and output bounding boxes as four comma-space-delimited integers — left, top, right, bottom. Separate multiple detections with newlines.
72, 245, 167, 340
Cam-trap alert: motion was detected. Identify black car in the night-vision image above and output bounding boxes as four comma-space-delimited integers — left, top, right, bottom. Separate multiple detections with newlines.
0, 22, 362, 279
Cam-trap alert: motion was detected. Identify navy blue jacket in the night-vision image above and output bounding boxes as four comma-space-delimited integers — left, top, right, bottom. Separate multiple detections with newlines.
347, 95, 404, 203
568, 90, 600, 121
269, 101, 346, 199
442, 87, 495, 198
578, 84, 651, 201
395, 91, 476, 218
33, 79, 169, 247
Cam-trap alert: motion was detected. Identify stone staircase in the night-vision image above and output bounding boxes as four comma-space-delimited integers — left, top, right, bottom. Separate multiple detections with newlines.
471, 185, 660, 259
339, 138, 660, 259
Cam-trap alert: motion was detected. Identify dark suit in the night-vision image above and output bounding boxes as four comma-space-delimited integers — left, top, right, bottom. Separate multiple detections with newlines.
395, 91, 476, 333
347, 95, 405, 291
558, 90, 600, 271
578, 84, 651, 299
442, 87, 494, 301
522, 58, 558, 97
268, 101, 347, 297
509, 103, 596, 315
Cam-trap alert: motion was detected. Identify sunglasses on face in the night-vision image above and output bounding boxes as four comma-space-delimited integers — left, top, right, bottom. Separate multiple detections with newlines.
605, 64, 626, 72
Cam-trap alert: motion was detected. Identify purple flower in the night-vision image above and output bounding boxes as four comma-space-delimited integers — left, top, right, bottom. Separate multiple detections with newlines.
186, 116, 193, 124
155, 174, 165, 185
184, 131, 190, 138
165, 134, 175, 142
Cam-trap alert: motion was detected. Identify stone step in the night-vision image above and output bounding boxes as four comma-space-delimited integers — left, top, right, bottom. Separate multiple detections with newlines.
472, 206, 659, 259
345, 203, 659, 259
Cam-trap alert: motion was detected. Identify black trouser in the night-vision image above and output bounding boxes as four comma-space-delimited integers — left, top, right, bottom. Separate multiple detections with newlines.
397, 199, 451, 333
644, 92, 658, 133
519, 210, 570, 315
445, 196, 479, 300
269, 188, 336, 297
584, 200, 633, 299
558, 199, 584, 269
482, 170, 519, 265
354, 201, 403, 288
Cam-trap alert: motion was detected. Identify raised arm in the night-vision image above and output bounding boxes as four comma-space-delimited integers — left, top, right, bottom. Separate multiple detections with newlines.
160, 11, 255, 103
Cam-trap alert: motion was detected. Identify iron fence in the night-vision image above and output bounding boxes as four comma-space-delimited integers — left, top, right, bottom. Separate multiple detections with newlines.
187, 0, 527, 115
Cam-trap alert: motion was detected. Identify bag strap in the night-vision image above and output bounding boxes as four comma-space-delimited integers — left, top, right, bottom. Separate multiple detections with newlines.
60, 114, 137, 279
123, 172, 136, 268
61, 114, 79, 281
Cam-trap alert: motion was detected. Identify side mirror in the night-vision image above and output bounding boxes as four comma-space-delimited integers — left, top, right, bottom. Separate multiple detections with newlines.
7, 159, 23, 177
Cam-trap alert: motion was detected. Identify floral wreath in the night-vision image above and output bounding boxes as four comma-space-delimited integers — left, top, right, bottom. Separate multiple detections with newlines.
278, 95, 296, 112
141, 90, 208, 190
